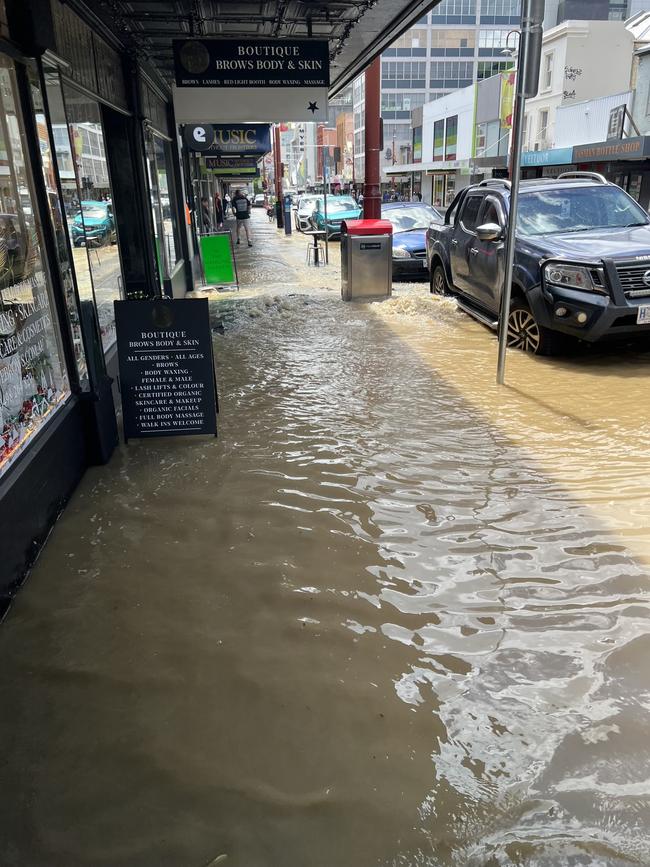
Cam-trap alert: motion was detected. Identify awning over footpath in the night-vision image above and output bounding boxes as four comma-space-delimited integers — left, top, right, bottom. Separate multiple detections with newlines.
87, 0, 442, 96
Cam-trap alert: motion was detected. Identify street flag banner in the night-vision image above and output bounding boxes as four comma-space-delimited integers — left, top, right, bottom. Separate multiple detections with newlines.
500, 70, 516, 130
200, 232, 238, 287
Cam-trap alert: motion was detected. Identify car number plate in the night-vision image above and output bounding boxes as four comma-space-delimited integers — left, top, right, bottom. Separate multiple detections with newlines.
637, 305, 650, 324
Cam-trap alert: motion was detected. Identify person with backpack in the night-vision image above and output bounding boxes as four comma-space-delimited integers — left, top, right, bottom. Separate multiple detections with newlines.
232, 189, 253, 247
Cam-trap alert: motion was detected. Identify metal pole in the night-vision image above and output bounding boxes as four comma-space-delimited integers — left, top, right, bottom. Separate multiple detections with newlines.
323, 150, 329, 263
274, 124, 284, 229
363, 56, 381, 219
496, 0, 544, 385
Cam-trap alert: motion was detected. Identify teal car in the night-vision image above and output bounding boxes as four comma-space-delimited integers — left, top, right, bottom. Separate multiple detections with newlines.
71, 200, 115, 248
311, 196, 362, 239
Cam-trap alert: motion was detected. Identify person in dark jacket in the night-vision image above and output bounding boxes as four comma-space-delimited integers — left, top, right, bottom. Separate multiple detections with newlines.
232, 189, 252, 246
213, 192, 224, 229
200, 197, 211, 233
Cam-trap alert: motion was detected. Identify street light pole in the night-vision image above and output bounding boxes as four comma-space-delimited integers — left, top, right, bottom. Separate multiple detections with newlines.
496, 0, 544, 385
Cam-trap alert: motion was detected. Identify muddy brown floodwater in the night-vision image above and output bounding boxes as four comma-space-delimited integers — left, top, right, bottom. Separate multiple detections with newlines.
1, 212, 650, 867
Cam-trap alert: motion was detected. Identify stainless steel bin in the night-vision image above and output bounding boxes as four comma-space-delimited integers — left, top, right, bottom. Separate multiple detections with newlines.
340, 219, 393, 301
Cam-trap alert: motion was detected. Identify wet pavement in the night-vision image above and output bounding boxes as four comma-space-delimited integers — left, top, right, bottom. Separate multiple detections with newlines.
2, 209, 650, 866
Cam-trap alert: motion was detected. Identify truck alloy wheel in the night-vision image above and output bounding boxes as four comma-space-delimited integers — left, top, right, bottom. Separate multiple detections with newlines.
507, 301, 540, 353
430, 264, 449, 296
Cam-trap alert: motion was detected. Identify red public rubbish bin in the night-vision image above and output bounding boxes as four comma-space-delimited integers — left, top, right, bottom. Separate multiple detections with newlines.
340, 219, 393, 301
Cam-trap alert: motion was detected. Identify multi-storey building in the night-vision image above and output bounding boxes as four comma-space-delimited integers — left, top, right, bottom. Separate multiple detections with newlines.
545, 0, 650, 27
354, 0, 522, 184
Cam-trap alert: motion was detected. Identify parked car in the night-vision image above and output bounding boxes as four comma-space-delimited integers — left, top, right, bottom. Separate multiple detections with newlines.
295, 194, 321, 231
71, 201, 115, 248
310, 196, 362, 239
426, 172, 650, 355
253, 194, 266, 207
383, 202, 443, 279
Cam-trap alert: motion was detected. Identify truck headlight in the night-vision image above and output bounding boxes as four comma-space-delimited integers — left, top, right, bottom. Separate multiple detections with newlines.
544, 263, 605, 293
392, 245, 411, 259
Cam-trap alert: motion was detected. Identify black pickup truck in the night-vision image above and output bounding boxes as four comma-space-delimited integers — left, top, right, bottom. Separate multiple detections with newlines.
426, 173, 650, 354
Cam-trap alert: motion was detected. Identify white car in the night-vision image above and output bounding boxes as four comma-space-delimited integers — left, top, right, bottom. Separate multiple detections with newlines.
295, 195, 320, 231
253, 194, 266, 207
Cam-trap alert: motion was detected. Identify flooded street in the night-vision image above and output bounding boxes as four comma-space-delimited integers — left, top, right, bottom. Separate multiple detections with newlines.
2, 211, 650, 866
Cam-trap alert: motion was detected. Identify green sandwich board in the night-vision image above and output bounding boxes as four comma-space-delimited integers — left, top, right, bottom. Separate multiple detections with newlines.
200, 232, 238, 288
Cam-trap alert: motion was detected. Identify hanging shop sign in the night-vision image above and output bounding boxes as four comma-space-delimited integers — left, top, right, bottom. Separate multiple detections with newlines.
206, 159, 260, 177
172, 39, 328, 123
173, 87, 328, 124
521, 146, 574, 167
607, 105, 627, 141
183, 124, 271, 155
204, 156, 259, 171
572, 137, 650, 163
200, 233, 238, 287
114, 299, 218, 442
173, 39, 329, 88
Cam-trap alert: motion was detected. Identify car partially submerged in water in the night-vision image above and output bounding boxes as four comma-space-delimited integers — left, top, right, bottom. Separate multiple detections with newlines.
426, 172, 650, 354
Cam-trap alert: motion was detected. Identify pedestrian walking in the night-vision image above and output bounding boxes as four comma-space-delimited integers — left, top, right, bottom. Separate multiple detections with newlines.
232, 189, 253, 246
224, 192, 231, 216
214, 192, 224, 229
200, 196, 211, 233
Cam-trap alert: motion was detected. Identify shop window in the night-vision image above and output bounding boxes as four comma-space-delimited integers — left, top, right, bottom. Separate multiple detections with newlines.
478, 29, 511, 53
389, 27, 428, 52
477, 60, 514, 80
146, 133, 179, 287
542, 52, 554, 91
628, 174, 642, 202
0, 58, 70, 476
538, 109, 549, 145
412, 126, 423, 163
445, 115, 458, 160
433, 174, 445, 207
476, 122, 487, 154
430, 28, 475, 54
62, 85, 124, 354
31, 69, 89, 390
445, 175, 457, 206
433, 119, 445, 161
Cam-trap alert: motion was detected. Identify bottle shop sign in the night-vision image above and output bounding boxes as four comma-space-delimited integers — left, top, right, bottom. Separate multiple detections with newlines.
114, 299, 218, 442
173, 39, 329, 88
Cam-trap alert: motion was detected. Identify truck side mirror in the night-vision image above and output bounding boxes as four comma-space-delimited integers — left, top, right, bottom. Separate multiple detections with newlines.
476, 223, 502, 242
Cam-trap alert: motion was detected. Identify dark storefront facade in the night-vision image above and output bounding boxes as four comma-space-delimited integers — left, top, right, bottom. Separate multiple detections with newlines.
521, 139, 650, 211
0, 0, 188, 610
